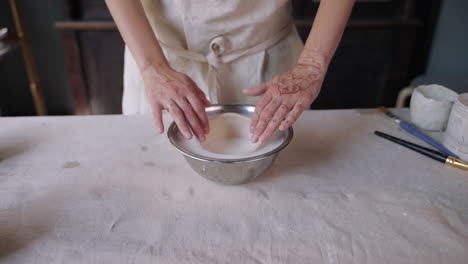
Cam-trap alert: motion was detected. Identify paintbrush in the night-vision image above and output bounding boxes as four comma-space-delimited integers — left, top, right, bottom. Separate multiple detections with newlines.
374, 131, 468, 171
377, 107, 459, 158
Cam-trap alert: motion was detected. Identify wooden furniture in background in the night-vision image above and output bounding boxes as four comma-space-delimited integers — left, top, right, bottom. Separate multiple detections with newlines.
1, 0, 47, 115
293, 0, 439, 109
56, 0, 122, 115
56, 0, 440, 114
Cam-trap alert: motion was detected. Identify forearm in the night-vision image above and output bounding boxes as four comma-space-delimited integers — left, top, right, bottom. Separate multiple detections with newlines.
105, 0, 169, 74
298, 0, 355, 74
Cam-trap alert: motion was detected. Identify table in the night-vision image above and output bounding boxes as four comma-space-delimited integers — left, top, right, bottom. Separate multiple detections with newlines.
1, 110, 467, 263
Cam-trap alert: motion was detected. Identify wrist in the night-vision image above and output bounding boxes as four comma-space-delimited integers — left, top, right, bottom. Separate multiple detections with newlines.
295, 60, 327, 82
297, 46, 330, 80
139, 58, 171, 80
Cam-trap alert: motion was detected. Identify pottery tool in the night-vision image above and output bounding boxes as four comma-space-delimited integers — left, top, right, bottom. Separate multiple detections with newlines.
377, 107, 459, 158
374, 131, 468, 171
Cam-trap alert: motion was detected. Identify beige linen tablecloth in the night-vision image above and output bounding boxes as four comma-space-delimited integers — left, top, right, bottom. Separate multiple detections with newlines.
0, 109, 467, 263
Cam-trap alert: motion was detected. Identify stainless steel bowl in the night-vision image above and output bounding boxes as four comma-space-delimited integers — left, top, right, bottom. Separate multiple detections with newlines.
167, 105, 294, 185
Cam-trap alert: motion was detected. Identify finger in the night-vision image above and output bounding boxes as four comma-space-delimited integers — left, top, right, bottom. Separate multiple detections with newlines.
187, 94, 210, 134
252, 99, 281, 143
202, 97, 212, 107
194, 86, 211, 107
176, 98, 206, 141
259, 103, 289, 142
168, 102, 192, 140
199, 92, 212, 107
152, 104, 164, 134
250, 93, 272, 133
243, 83, 268, 96
279, 102, 305, 131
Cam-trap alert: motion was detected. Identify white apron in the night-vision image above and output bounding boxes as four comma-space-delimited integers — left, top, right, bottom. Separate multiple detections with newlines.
123, 0, 304, 114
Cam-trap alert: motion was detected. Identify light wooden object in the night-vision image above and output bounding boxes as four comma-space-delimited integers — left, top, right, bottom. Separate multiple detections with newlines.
9, 0, 47, 115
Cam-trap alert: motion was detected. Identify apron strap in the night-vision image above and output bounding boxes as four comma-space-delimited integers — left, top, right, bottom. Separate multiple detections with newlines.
159, 23, 294, 103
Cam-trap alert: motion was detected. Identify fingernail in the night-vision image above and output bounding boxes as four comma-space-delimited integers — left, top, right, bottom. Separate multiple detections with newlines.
204, 126, 209, 134
199, 134, 205, 142
185, 132, 192, 139
251, 135, 258, 143
250, 126, 254, 133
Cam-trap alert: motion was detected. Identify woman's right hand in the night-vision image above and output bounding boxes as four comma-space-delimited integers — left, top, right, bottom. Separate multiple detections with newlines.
105, 0, 211, 141
142, 65, 211, 141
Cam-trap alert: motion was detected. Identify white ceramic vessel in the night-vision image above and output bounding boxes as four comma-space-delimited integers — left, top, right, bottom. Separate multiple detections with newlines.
410, 84, 458, 131
443, 93, 468, 161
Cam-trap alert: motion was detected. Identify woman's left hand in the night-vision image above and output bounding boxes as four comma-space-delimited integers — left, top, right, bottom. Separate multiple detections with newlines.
243, 63, 324, 143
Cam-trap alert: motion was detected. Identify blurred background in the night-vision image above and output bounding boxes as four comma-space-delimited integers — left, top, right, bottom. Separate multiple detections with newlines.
0, 0, 467, 116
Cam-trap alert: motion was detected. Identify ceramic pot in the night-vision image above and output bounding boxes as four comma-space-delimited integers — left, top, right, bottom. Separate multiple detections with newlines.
410, 84, 458, 131
443, 93, 468, 161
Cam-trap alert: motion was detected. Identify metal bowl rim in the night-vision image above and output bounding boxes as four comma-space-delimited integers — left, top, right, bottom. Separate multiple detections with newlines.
167, 104, 294, 163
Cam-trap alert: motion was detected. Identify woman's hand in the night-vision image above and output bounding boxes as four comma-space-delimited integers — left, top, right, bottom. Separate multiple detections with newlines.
142, 65, 211, 141
244, 63, 324, 143
242, 0, 354, 143
105, 0, 211, 140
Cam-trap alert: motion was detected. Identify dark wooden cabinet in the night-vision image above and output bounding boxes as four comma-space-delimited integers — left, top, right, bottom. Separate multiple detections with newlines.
57, 0, 440, 114
58, 0, 123, 114
294, 0, 439, 109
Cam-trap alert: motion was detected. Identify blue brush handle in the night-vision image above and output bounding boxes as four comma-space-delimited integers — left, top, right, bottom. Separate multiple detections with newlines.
399, 120, 459, 158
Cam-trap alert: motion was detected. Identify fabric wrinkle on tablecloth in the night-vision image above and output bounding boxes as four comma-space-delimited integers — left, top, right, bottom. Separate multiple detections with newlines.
0, 109, 467, 263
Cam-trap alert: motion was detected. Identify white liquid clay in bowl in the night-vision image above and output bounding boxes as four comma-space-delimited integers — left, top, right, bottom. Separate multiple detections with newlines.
178, 113, 285, 159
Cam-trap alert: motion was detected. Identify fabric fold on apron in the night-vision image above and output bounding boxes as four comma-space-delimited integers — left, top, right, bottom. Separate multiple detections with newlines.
123, 0, 304, 114
158, 23, 294, 103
